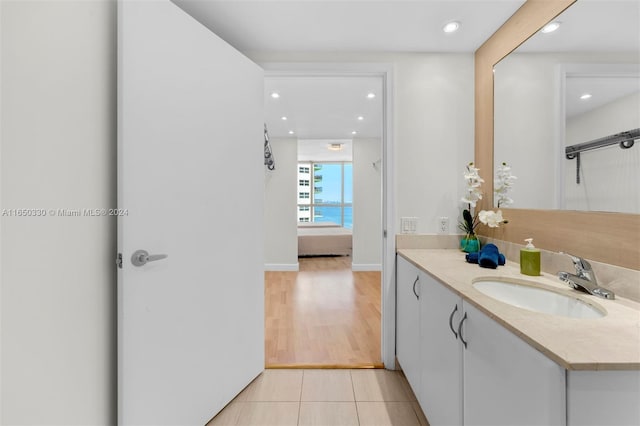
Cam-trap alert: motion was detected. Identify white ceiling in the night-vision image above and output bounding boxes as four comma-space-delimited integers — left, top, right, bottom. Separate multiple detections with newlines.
514, 1, 640, 52
508, 1, 640, 120
172, 0, 640, 151
171, 0, 526, 148
298, 139, 354, 162
566, 75, 640, 118
264, 75, 383, 139
172, 0, 526, 54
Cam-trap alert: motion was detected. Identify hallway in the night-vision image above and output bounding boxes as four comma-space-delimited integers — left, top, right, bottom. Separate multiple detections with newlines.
265, 257, 382, 367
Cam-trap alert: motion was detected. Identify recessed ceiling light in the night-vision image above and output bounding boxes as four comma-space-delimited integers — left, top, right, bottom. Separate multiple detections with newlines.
270, 92, 280, 99
443, 21, 460, 33
580, 93, 592, 100
281, 116, 287, 121
328, 143, 343, 151
541, 21, 561, 33
351, 131, 358, 135
357, 116, 364, 121
288, 130, 295, 135
367, 93, 376, 99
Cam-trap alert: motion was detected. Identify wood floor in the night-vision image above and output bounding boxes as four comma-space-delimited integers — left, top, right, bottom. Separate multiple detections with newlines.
265, 256, 382, 368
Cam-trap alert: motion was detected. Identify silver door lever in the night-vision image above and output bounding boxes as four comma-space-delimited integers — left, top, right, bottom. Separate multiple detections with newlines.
131, 249, 168, 267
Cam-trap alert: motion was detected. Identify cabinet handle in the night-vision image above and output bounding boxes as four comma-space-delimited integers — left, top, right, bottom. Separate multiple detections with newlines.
448, 304, 459, 339
458, 312, 468, 349
412, 275, 419, 300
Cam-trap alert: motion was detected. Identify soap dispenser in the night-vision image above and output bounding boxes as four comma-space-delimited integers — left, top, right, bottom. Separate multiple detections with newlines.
520, 238, 541, 276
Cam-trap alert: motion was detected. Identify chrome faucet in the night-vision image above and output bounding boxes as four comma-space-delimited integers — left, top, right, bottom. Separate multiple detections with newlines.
557, 253, 615, 299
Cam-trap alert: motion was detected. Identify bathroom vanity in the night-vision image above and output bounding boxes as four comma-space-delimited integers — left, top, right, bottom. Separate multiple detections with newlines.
396, 249, 640, 426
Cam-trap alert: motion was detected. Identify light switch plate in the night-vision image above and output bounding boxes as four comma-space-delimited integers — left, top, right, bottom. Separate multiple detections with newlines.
400, 217, 418, 234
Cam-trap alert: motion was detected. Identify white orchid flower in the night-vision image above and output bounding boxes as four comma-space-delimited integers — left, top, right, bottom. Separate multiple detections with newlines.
464, 173, 485, 183
495, 162, 517, 208
478, 209, 505, 228
462, 188, 483, 207
461, 162, 484, 208
496, 195, 513, 207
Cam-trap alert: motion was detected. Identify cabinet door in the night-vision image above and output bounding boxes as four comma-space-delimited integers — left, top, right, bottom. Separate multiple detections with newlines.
420, 272, 464, 426
567, 370, 640, 426
462, 302, 566, 426
396, 256, 422, 398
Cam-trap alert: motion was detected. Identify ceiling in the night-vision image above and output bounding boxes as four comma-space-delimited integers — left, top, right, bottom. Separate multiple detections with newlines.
171, 0, 527, 148
172, 1, 640, 145
566, 75, 640, 119
514, 1, 640, 53
298, 139, 354, 162
172, 0, 526, 54
508, 1, 640, 120
264, 75, 383, 139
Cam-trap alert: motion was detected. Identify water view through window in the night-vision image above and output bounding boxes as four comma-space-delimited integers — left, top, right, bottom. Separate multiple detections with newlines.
298, 162, 352, 229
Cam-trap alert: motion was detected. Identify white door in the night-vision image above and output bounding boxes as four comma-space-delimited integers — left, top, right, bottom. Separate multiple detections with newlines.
117, 1, 264, 424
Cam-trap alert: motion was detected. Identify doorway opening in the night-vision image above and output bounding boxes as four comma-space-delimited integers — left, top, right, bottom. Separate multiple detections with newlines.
265, 257, 382, 368
263, 70, 392, 368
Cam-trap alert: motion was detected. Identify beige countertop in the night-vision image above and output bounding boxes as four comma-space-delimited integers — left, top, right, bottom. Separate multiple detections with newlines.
397, 249, 640, 371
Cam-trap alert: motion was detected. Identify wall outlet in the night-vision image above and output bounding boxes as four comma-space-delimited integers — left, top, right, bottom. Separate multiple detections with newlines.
438, 217, 449, 234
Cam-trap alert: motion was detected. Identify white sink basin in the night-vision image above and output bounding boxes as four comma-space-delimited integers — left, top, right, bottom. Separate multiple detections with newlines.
473, 278, 605, 319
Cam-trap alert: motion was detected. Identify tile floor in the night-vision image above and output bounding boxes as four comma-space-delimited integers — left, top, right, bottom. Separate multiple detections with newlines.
206, 369, 429, 426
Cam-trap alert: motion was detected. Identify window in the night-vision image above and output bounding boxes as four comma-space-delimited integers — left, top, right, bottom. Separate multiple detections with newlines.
299, 217, 310, 222
299, 179, 310, 186
299, 166, 309, 174
296, 162, 352, 228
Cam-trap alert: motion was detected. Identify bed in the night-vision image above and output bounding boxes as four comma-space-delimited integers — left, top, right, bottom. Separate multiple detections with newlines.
297, 222, 352, 256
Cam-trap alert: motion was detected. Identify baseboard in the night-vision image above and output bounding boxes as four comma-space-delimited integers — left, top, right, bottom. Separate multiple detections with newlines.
266, 363, 384, 369
264, 263, 299, 271
351, 263, 382, 271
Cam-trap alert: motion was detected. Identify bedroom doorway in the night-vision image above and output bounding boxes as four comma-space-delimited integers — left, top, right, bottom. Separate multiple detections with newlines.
263, 71, 387, 368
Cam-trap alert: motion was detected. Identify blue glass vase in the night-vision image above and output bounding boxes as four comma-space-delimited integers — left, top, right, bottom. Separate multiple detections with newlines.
460, 235, 480, 253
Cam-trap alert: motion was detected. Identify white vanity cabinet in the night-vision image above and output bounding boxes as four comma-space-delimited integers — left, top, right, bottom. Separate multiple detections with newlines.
567, 370, 640, 426
419, 269, 463, 426
398, 255, 463, 424
462, 302, 566, 426
395, 255, 423, 398
397, 254, 566, 426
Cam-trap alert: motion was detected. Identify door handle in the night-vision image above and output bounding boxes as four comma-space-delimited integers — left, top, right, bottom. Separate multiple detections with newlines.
131, 249, 168, 267
448, 304, 459, 339
458, 312, 468, 349
412, 275, 420, 300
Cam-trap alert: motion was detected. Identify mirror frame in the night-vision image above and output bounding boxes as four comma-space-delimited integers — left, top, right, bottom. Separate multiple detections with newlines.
474, 0, 640, 270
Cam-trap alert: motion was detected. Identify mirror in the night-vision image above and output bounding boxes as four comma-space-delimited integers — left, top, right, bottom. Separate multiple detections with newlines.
494, 0, 640, 213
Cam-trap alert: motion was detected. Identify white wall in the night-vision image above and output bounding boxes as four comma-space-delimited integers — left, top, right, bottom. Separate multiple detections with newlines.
1, 1, 116, 424
249, 51, 475, 234
494, 52, 639, 210
264, 138, 298, 270
393, 54, 474, 234
266, 137, 384, 270
0, 13, 477, 423
353, 138, 382, 270
565, 92, 640, 213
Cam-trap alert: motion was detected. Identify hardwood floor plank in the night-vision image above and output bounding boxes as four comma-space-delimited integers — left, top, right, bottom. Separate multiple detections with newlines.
265, 256, 382, 367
